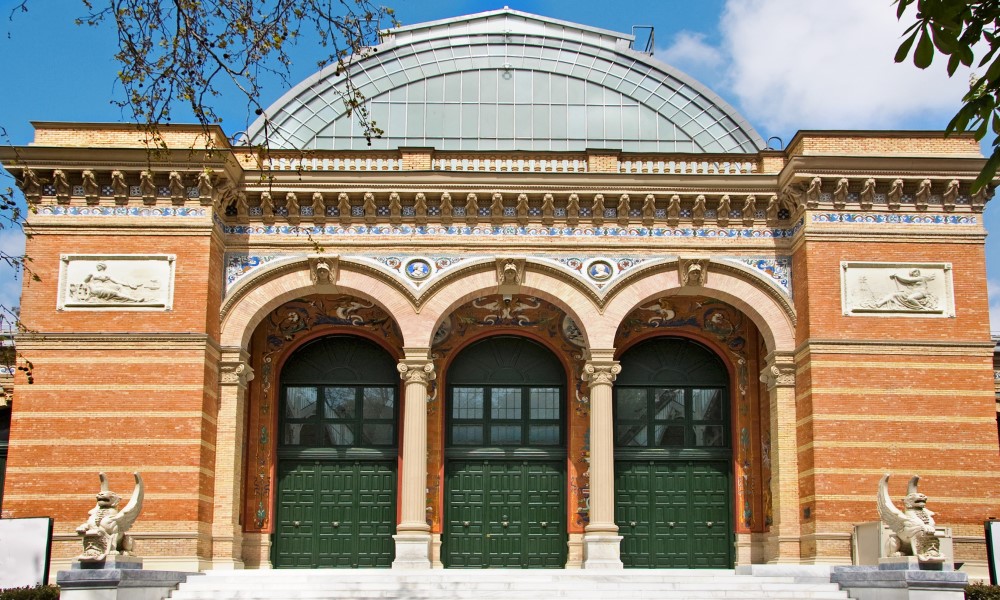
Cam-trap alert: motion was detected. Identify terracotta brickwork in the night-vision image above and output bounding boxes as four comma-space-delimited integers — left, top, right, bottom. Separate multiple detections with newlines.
1, 121, 997, 575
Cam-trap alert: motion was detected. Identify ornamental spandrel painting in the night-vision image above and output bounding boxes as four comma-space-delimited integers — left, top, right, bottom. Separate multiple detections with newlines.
841, 262, 954, 317
58, 255, 176, 310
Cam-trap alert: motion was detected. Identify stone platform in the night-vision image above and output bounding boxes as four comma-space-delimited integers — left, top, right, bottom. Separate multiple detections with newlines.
167, 568, 852, 600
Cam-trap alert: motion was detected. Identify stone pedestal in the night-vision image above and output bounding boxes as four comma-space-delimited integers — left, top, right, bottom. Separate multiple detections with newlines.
391, 534, 433, 570
581, 534, 624, 570
831, 563, 968, 600
57, 560, 195, 600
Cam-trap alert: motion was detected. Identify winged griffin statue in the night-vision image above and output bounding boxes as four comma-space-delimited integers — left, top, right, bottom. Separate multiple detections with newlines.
876, 473, 944, 563
75, 472, 144, 561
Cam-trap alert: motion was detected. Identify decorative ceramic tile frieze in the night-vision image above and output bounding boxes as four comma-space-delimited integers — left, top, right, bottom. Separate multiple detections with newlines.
221, 222, 802, 238
225, 253, 288, 291
355, 255, 470, 289
841, 262, 954, 317
38, 206, 208, 217
719, 257, 792, 297
538, 256, 654, 290
58, 254, 176, 310
813, 213, 977, 225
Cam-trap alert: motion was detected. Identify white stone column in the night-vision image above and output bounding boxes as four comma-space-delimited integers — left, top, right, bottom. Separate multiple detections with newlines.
581, 354, 623, 569
392, 352, 435, 569
760, 352, 802, 563
211, 348, 254, 570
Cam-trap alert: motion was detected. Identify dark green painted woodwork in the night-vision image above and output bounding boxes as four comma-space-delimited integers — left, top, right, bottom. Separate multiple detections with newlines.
274, 460, 396, 568
447, 336, 564, 385
615, 461, 731, 568
616, 337, 727, 387
282, 335, 397, 384
444, 461, 565, 568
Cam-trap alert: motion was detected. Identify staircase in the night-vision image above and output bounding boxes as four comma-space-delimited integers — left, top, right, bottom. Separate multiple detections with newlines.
168, 569, 852, 600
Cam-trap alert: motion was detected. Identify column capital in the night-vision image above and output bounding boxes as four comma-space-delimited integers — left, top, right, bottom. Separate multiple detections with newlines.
398, 360, 436, 385
759, 353, 795, 390
582, 361, 621, 385
220, 361, 254, 387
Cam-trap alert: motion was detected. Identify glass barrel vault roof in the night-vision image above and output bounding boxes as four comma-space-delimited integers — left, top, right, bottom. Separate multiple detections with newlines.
248, 9, 764, 153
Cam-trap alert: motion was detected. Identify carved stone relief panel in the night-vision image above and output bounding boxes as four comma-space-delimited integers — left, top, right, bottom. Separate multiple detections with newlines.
58, 254, 176, 310
840, 262, 954, 317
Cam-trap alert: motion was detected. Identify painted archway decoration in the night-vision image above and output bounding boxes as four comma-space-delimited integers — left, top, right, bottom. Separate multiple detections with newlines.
426, 294, 592, 533
243, 294, 404, 533
614, 295, 767, 533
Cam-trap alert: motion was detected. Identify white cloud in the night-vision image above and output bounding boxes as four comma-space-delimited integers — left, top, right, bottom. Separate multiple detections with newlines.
660, 31, 724, 72
718, 0, 975, 137
988, 278, 1000, 334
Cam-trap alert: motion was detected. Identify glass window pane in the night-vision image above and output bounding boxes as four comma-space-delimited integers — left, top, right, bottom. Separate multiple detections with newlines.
514, 70, 532, 104
491, 425, 521, 445
453, 388, 484, 419
363, 388, 395, 420
692, 389, 723, 421
616, 424, 646, 447
693, 425, 725, 447
325, 423, 354, 446
498, 105, 515, 135
324, 388, 356, 420
654, 424, 685, 447
362, 423, 394, 446
480, 70, 498, 102
529, 425, 560, 445
283, 423, 304, 445
480, 104, 497, 138
444, 73, 461, 99
452, 424, 483, 445
425, 76, 444, 102
461, 71, 479, 101
491, 388, 521, 419
529, 388, 559, 419
616, 388, 646, 421
285, 387, 317, 419
654, 389, 685, 420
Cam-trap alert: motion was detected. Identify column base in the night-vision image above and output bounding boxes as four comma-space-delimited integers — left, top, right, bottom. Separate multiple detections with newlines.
581, 534, 623, 569
391, 533, 432, 569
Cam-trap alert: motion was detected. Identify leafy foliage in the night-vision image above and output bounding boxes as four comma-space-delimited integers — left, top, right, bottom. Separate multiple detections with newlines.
966, 582, 1000, 600
75, 0, 397, 146
895, 0, 1000, 190
0, 586, 59, 600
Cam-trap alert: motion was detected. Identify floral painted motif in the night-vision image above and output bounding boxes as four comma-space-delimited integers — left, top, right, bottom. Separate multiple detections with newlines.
616, 295, 764, 532
244, 295, 403, 532
426, 295, 592, 530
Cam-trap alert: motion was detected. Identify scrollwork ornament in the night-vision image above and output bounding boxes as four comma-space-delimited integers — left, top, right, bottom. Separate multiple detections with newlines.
759, 363, 795, 389
398, 361, 436, 385
582, 362, 621, 385
220, 361, 254, 387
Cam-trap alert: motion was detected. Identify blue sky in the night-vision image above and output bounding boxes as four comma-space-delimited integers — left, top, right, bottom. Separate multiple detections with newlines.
0, 0, 997, 330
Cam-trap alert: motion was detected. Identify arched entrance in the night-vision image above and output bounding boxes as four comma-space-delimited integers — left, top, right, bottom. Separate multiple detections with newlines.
442, 336, 567, 568
614, 337, 733, 568
272, 335, 399, 568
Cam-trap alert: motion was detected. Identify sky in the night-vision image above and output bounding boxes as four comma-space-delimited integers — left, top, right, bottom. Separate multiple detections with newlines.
0, 0, 997, 331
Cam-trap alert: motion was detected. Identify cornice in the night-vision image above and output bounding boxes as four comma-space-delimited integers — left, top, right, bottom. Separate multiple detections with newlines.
794, 338, 995, 360
16, 332, 222, 353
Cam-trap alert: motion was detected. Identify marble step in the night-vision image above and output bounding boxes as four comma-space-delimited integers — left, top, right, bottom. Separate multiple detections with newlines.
168, 569, 850, 600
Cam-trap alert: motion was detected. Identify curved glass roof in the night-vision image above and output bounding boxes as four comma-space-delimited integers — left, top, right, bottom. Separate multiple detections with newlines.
248, 9, 764, 153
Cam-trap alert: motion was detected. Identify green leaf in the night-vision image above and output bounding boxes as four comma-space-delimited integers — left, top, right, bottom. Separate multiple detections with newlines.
972, 151, 1000, 192
895, 31, 918, 63
914, 29, 935, 68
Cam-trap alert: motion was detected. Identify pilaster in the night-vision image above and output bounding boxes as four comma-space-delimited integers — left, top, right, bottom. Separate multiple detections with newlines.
211, 348, 254, 570
760, 352, 802, 563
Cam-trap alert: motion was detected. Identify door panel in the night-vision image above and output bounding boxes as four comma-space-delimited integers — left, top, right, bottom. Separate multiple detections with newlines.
275, 460, 395, 568
616, 461, 731, 569
445, 461, 565, 568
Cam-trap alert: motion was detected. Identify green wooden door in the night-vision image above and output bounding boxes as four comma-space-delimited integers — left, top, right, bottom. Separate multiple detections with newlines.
616, 461, 731, 568
274, 460, 396, 568
445, 460, 565, 568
